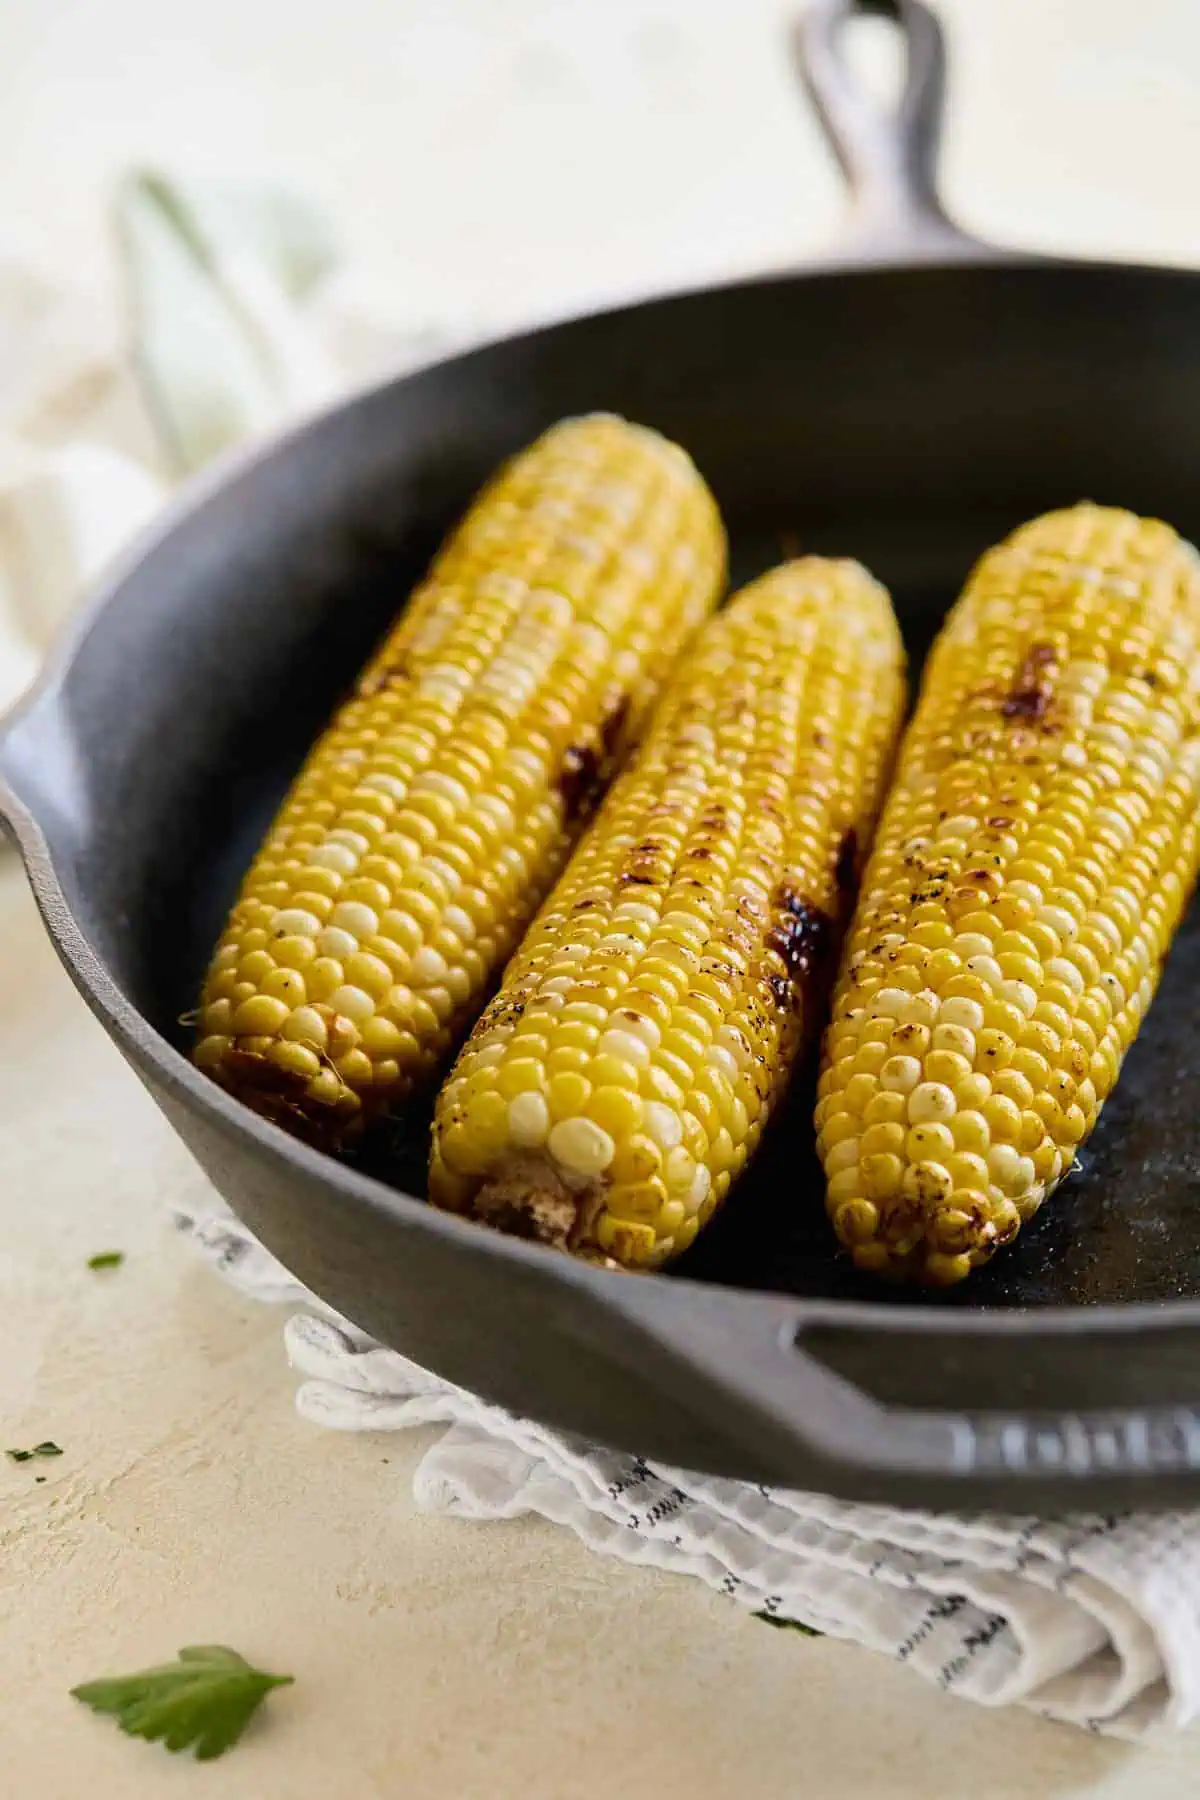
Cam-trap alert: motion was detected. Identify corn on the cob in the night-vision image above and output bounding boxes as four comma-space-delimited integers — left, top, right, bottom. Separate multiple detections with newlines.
429, 558, 906, 1266
819, 504, 1200, 1285
194, 414, 725, 1144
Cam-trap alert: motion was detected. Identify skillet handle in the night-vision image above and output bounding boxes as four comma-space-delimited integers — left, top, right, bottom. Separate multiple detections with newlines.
604, 1276, 1200, 1493
796, 0, 988, 262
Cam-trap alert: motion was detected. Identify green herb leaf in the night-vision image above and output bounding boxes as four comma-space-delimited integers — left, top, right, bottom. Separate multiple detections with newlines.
87, 1251, 125, 1270
753, 1611, 822, 1636
71, 1645, 293, 1761
7, 1442, 62, 1463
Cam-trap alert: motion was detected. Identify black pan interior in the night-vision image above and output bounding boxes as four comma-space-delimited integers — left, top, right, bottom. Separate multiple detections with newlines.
44, 259, 1200, 1318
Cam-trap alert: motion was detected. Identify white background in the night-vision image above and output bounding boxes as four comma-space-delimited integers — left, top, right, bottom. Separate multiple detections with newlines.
5, 0, 1200, 328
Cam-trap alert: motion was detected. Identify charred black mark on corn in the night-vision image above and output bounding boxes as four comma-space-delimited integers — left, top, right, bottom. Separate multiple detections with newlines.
220, 1049, 353, 1148
357, 657, 412, 697
558, 693, 631, 822
223, 1047, 308, 1094
1001, 641, 1058, 722
835, 829, 859, 904
558, 741, 603, 820
600, 692, 630, 758
615, 828, 673, 890
479, 995, 526, 1035
764, 885, 834, 1013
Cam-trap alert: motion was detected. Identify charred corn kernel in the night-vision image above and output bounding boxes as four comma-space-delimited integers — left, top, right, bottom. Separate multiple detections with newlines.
194, 415, 724, 1143
821, 504, 1200, 1284
430, 557, 906, 1265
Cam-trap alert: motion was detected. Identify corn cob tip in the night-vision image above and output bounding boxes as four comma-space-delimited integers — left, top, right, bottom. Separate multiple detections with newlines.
438, 1159, 632, 1269
467, 1163, 580, 1248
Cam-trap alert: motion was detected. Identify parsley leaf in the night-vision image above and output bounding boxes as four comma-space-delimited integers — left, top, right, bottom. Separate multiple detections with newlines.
754, 1611, 822, 1636
87, 1251, 124, 1270
7, 1442, 62, 1463
71, 1645, 293, 1760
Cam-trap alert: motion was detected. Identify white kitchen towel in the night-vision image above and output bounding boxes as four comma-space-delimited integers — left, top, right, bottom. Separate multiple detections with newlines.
174, 1186, 1200, 1744
8, 165, 1200, 1747
0, 167, 480, 717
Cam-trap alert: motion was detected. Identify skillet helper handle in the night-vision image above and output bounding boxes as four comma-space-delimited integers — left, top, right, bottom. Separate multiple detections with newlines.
604, 1277, 1200, 1488
796, 0, 983, 262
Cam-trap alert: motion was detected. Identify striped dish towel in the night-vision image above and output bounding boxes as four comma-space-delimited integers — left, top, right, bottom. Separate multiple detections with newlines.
175, 1188, 1200, 1743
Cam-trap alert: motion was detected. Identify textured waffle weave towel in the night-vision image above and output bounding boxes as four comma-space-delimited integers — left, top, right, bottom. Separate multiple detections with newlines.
5, 166, 1200, 1749
176, 1189, 1200, 1743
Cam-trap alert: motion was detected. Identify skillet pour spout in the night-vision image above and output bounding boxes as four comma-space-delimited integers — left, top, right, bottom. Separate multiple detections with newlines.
6, 0, 1200, 1508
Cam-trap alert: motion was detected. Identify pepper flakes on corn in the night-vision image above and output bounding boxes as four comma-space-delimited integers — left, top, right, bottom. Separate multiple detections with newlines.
194, 414, 725, 1144
430, 557, 906, 1268
819, 504, 1200, 1284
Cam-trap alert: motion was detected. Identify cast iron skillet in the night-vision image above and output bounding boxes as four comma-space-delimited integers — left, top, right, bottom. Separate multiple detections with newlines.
5, 0, 1200, 1510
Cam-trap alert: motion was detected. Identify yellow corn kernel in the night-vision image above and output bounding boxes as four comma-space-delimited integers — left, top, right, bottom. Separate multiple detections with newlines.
195, 415, 725, 1143
430, 556, 906, 1266
821, 504, 1200, 1283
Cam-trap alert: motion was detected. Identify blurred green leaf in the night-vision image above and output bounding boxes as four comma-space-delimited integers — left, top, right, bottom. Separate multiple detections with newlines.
72, 1645, 293, 1761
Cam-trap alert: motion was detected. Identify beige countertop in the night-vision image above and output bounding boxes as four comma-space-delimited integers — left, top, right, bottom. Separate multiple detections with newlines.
4, 1, 1200, 1793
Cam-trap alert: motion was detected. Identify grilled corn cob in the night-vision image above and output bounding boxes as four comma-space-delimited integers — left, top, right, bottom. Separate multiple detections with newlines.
194, 414, 725, 1144
819, 504, 1200, 1285
429, 558, 906, 1266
